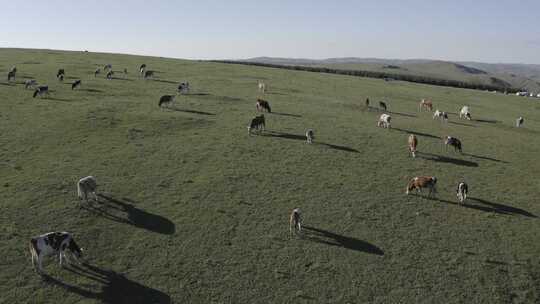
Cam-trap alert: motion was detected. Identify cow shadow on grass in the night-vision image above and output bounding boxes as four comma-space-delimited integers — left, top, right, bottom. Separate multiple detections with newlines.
110, 77, 134, 81
82, 194, 175, 234
462, 153, 508, 164
168, 107, 215, 116
393, 128, 441, 140
449, 121, 476, 127
271, 112, 302, 118
474, 118, 499, 124
418, 152, 478, 167
46, 97, 73, 102
263, 131, 360, 153
80, 88, 105, 93
423, 196, 536, 217
150, 79, 177, 84
387, 110, 417, 118
303, 226, 384, 255
43, 263, 171, 304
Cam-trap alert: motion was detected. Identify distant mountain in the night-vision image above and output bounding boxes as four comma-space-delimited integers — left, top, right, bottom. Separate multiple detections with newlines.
244, 57, 540, 93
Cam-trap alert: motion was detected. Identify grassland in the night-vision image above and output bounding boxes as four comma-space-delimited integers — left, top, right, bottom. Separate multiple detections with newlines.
1, 48, 539, 303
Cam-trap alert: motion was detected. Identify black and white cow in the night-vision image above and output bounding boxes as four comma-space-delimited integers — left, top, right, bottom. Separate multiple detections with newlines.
57, 69, 65, 79
33, 86, 49, 98
289, 208, 302, 235
306, 129, 314, 144
444, 136, 462, 153
72, 80, 82, 90
377, 113, 391, 128
456, 182, 468, 204
29, 231, 83, 274
248, 114, 265, 135
178, 82, 190, 94
516, 117, 524, 128
158, 95, 175, 108
256, 99, 271, 113
104, 64, 112, 71
94, 68, 101, 77
139, 64, 146, 75
106, 71, 114, 80
77, 176, 98, 202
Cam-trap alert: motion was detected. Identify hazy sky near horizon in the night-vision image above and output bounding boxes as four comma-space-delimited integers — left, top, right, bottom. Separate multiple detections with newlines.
2, 0, 539, 64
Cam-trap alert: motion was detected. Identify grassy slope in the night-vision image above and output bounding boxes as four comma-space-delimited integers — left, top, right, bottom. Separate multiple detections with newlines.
1, 48, 540, 304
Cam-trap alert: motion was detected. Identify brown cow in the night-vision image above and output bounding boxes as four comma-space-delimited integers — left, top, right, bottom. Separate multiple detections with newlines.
419, 99, 433, 111
408, 134, 418, 158
256, 99, 271, 113
406, 176, 437, 196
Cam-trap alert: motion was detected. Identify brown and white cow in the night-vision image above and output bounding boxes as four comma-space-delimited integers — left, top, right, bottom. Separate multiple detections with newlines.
408, 134, 418, 158
29, 231, 83, 274
419, 99, 433, 111
406, 176, 437, 196
289, 208, 302, 235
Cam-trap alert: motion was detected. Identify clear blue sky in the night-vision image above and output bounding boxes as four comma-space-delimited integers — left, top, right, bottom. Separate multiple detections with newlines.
2, 0, 539, 64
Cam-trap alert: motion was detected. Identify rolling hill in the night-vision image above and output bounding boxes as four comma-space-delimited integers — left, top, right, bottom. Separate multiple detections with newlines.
245, 57, 540, 94
1, 48, 539, 303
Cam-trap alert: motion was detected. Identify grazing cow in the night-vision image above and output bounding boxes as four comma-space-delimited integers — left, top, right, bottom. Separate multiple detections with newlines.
71, 80, 82, 90
419, 99, 433, 111
516, 117, 524, 127
379, 101, 387, 111
106, 71, 114, 80
408, 134, 418, 158
258, 81, 266, 93
433, 110, 448, 122
178, 82, 190, 95
289, 208, 302, 235
459, 106, 471, 120
306, 129, 314, 144
158, 95, 175, 108
94, 68, 101, 77
256, 99, 272, 113
29, 232, 83, 274
139, 64, 146, 73
77, 176, 98, 202
456, 182, 468, 204
144, 70, 154, 79
247, 114, 265, 135
58, 74, 64, 82
444, 136, 462, 153
57, 69, 65, 78
24, 79, 37, 89
104, 64, 112, 70
377, 113, 391, 128
406, 176, 437, 196
365, 98, 370, 108
33, 86, 49, 98
7, 71, 16, 82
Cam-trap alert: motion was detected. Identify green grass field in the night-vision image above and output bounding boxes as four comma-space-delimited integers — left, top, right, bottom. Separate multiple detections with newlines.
1, 48, 539, 303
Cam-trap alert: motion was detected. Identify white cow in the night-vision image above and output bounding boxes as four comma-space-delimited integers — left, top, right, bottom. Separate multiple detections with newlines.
459, 106, 471, 120
77, 176, 98, 202
258, 81, 266, 93
29, 232, 83, 274
433, 110, 448, 122
377, 113, 391, 128
306, 129, 314, 144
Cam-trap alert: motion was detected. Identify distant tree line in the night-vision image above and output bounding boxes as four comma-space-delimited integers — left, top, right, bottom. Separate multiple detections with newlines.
211, 60, 519, 93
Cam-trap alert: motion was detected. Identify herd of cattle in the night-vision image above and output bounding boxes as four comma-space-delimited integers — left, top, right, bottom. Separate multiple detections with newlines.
3, 65, 525, 274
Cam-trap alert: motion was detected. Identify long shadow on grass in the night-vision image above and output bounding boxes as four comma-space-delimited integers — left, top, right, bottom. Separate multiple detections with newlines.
46, 97, 73, 102
110, 77, 134, 81
449, 121, 476, 127
150, 79, 177, 84
474, 118, 499, 124
263, 131, 360, 153
43, 263, 171, 303
424, 196, 536, 218
463, 153, 508, 164
303, 226, 384, 255
82, 194, 175, 234
80, 88, 105, 93
168, 107, 215, 116
393, 128, 441, 139
387, 110, 417, 118
271, 112, 302, 118
418, 152, 478, 167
